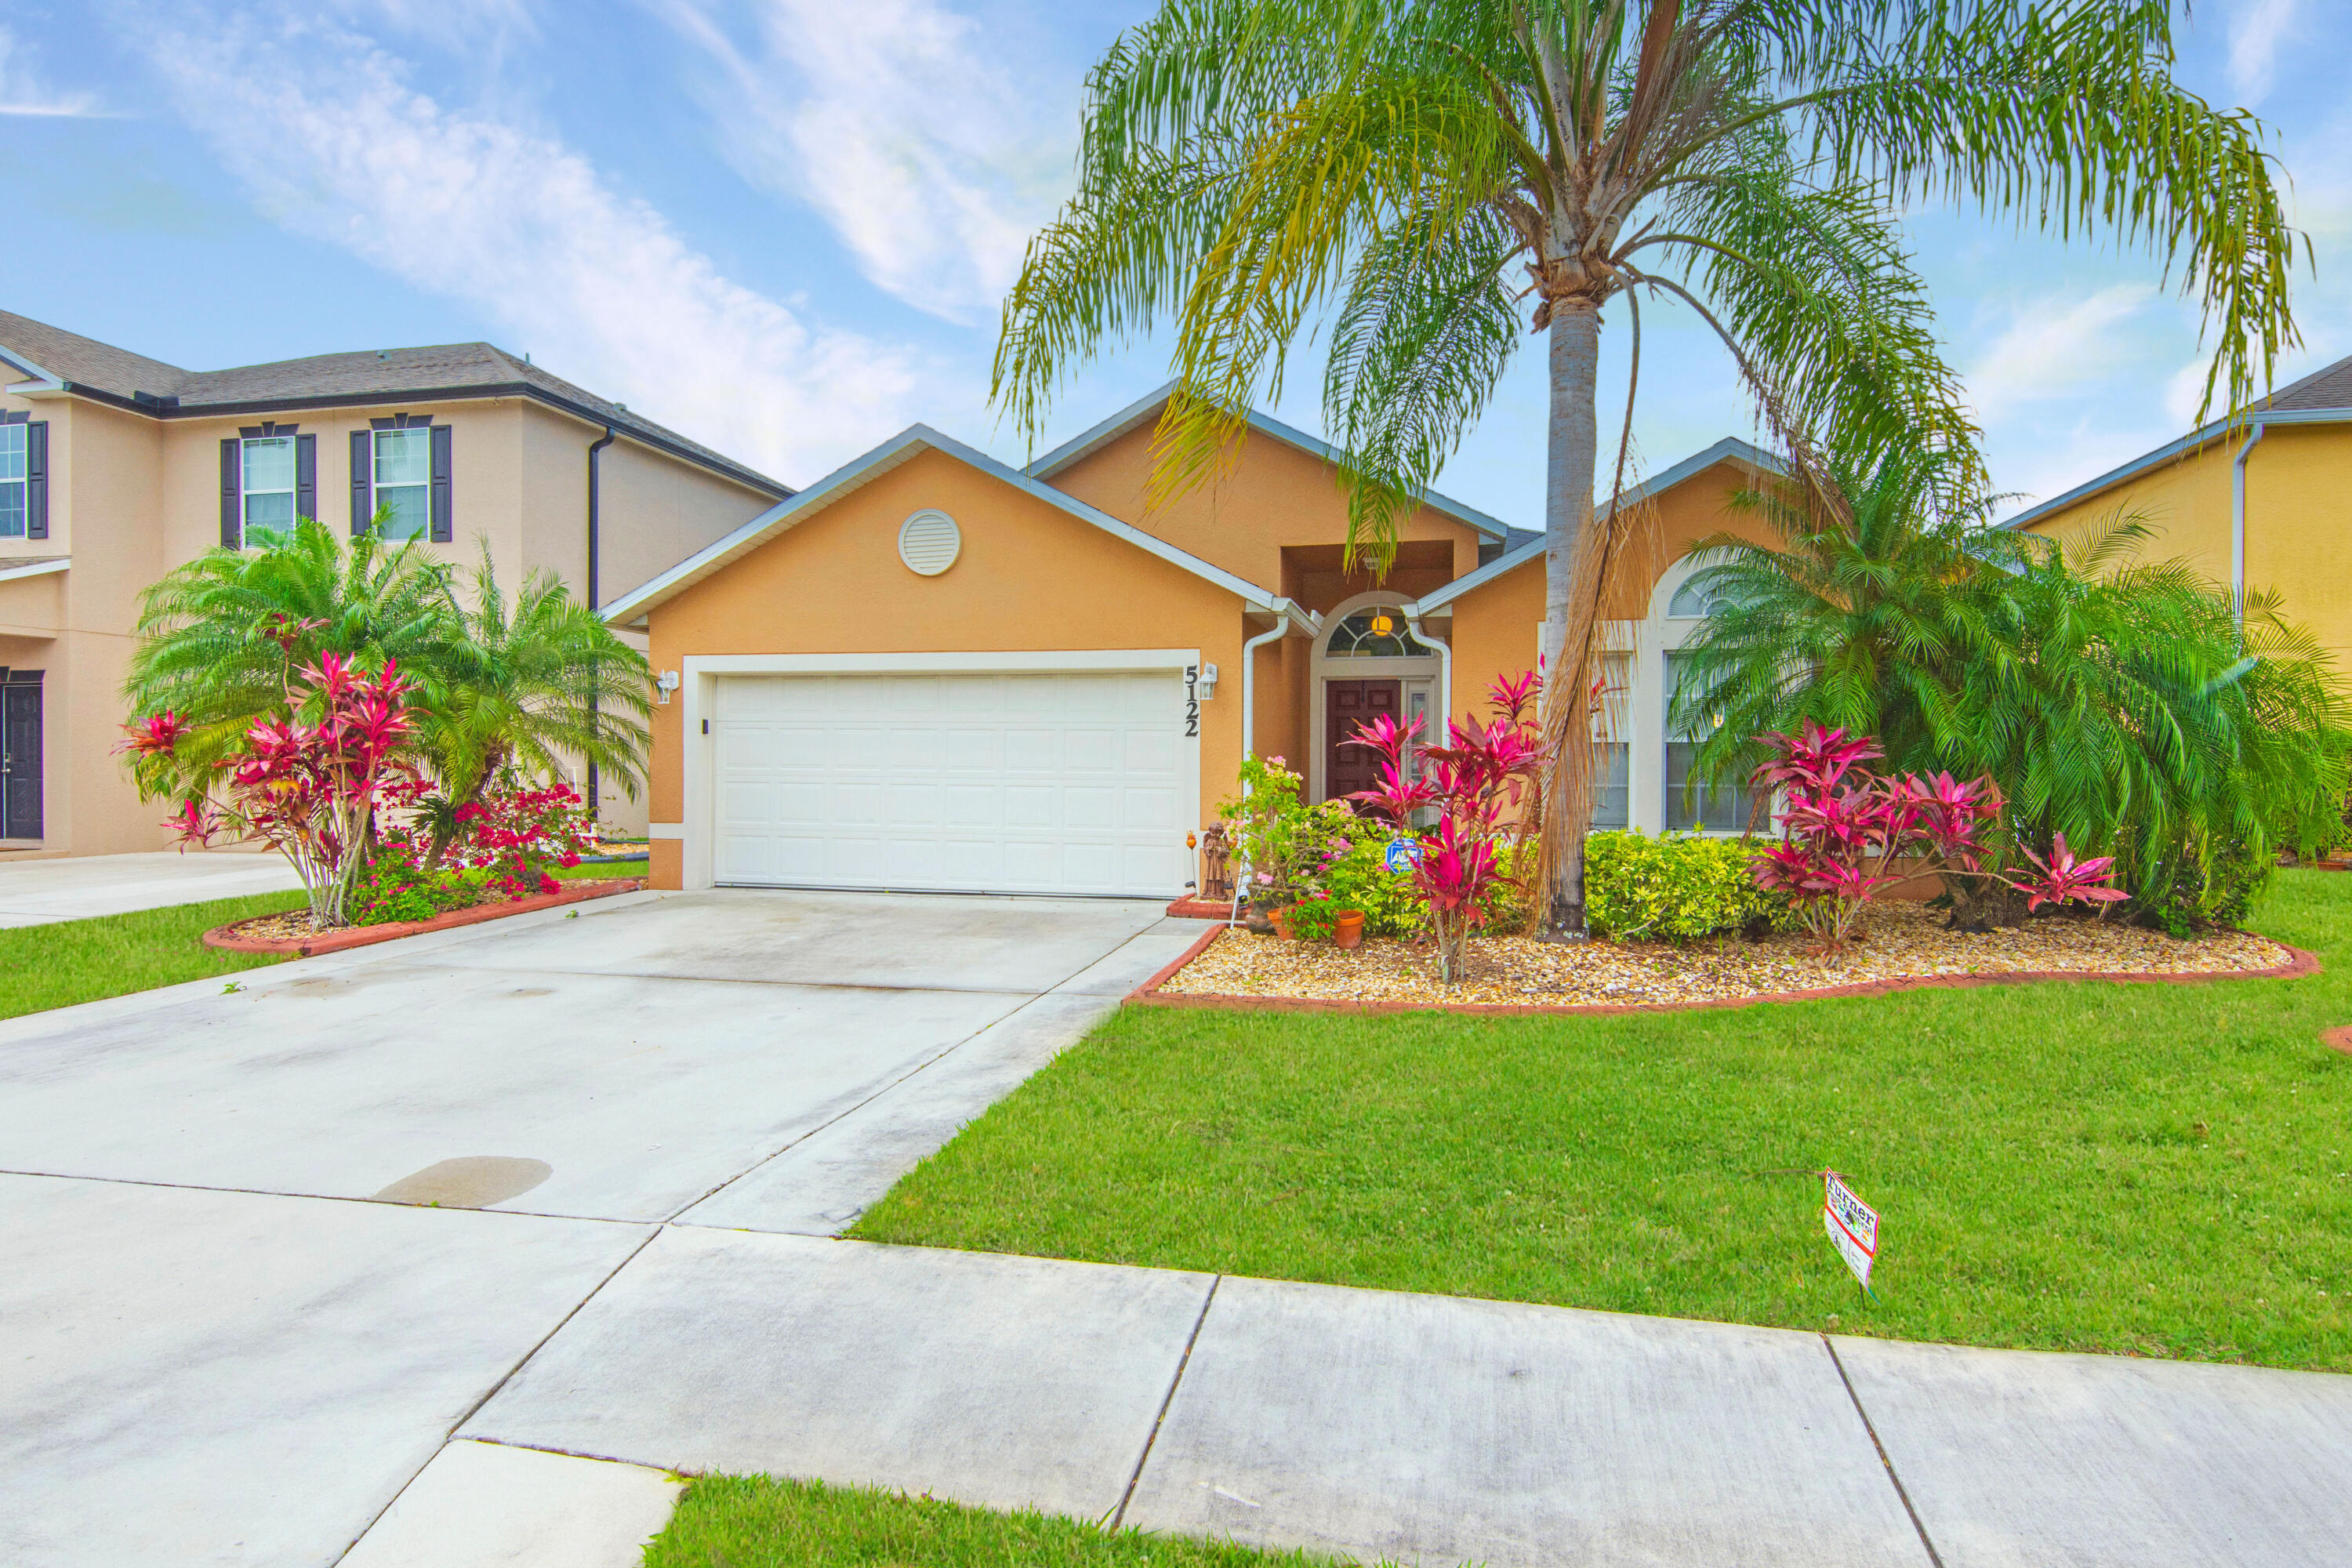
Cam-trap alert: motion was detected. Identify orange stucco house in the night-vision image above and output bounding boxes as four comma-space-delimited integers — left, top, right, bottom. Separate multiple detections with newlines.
605, 387, 1782, 898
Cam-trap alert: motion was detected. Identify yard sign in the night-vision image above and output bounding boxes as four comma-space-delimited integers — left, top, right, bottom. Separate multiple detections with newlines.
1823, 1171, 1879, 1290
1385, 837, 1421, 874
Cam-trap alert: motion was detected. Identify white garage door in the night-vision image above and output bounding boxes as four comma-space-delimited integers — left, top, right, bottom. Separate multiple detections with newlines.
709, 669, 1192, 896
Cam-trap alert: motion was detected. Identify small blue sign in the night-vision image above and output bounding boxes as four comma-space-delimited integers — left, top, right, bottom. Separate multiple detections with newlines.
1385, 837, 1421, 875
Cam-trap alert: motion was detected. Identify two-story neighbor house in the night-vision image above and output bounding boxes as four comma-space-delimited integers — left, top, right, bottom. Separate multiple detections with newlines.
2002, 350, 2352, 663
0, 310, 790, 858
606, 386, 1784, 898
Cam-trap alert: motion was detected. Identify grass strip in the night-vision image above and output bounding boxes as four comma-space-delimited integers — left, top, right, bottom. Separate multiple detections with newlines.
646, 1475, 1330, 1568
0, 889, 307, 1022
855, 871, 2352, 1371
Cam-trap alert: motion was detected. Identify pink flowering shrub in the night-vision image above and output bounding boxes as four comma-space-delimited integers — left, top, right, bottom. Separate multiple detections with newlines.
1347, 671, 1551, 982
376, 781, 593, 902
1751, 722, 2124, 952
121, 654, 419, 927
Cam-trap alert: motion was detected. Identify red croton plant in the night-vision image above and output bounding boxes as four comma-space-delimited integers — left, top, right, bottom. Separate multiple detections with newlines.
122, 653, 419, 928
1749, 721, 2124, 951
1346, 670, 1550, 982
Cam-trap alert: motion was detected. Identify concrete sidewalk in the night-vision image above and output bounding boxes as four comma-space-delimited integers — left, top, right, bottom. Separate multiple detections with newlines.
459, 1229, 2352, 1568
0, 848, 301, 926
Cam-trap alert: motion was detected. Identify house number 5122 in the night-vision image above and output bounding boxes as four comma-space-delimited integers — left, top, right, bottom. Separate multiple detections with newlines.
1183, 665, 1200, 738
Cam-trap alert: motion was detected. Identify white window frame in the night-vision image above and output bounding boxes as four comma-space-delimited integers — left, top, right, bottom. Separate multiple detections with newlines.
373, 427, 432, 541
238, 435, 299, 546
0, 425, 25, 540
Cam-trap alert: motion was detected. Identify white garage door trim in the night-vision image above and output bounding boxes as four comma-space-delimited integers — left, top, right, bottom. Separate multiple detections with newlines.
680, 651, 1203, 896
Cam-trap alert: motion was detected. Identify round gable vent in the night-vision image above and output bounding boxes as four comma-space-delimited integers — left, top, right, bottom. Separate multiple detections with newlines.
898, 510, 962, 575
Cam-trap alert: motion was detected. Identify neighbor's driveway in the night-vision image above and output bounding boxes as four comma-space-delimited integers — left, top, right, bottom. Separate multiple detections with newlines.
0, 848, 304, 927
0, 888, 1204, 1566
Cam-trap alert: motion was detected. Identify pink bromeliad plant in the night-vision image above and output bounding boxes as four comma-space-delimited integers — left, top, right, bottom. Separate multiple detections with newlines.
1347, 671, 1550, 983
1750, 721, 2125, 954
121, 653, 420, 928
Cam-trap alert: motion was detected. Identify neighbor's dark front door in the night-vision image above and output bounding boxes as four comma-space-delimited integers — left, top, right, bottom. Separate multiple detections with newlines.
1325, 679, 1400, 805
2, 679, 42, 840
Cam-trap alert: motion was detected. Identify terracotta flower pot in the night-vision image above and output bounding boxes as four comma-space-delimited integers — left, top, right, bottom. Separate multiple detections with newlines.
1333, 909, 1366, 949
1270, 906, 1298, 941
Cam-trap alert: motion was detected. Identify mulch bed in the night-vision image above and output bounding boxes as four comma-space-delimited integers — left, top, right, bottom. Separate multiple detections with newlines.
204, 878, 643, 956
1142, 900, 2309, 1016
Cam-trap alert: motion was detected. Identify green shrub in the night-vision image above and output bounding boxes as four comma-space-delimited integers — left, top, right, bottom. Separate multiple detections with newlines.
1584, 829, 1790, 941
350, 844, 489, 927
1316, 832, 1423, 938
2122, 833, 2274, 937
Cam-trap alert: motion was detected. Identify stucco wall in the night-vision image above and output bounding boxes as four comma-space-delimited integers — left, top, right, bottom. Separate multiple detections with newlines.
1444, 457, 1770, 724
2017, 425, 2352, 662
1043, 417, 1484, 596
642, 447, 1254, 888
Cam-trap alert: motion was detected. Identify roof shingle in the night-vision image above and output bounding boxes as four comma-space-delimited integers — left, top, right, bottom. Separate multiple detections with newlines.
0, 310, 786, 497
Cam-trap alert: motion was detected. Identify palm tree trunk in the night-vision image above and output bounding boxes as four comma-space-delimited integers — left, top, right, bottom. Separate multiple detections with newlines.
1539, 299, 1604, 939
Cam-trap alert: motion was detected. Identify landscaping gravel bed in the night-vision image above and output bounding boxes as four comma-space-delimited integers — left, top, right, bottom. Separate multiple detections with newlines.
1159, 901, 2299, 1007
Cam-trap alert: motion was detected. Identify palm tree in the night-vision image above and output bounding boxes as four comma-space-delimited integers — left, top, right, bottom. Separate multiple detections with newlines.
993, 0, 2300, 937
1671, 459, 2352, 924
409, 546, 653, 843
124, 516, 454, 789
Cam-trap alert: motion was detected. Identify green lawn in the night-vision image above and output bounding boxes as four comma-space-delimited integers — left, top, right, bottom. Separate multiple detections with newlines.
855, 869, 2352, 1371
647, 1476, 1325, 1568
0, 890, 306, 1023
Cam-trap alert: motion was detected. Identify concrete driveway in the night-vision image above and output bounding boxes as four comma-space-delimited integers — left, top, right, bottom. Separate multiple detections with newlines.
0, 888, 1205, 1566
0, 849, 303, 927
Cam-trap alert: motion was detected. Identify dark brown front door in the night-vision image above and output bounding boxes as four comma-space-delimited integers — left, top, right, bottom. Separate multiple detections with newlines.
1326, 679, 1401, 805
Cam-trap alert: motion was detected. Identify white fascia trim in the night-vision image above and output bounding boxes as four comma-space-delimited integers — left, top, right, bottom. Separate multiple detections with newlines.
1024, 380, 1515, 540
1998, 406, 2352, 532
1415, 436, 1787, 613
0, 557, 69, 585
0, 345, 67, 396
603, 423, 1279, 627
684, 648, 1206, 676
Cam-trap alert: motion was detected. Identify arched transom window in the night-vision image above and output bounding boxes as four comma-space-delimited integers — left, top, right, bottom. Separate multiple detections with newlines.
1326, 607, 1417, 657
1667, 572, 1741, 619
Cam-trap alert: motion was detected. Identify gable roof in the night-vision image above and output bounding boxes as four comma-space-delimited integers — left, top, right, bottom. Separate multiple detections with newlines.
1026, 382, 1515, 542
601, 423, 1288, 627
1412, 437, 1785, 612
1999, 352, 2352, 532
0, 310, 788, 499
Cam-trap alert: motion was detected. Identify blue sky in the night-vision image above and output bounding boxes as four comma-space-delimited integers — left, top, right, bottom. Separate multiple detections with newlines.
2, 1, 2345, 527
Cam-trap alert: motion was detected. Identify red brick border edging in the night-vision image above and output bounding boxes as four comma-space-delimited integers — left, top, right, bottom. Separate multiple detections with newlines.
201, 878, 645, 957
2321, 1024, 2352, 1055
1125, 927, 2321, 1019
1163, 897, 1235, 919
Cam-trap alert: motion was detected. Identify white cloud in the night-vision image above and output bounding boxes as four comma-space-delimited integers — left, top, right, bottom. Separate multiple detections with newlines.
122, 9, 920, 484
1962, 285, 2158, 423
653, 0, 1070, 325
2227, 0, 2298, 102
0, 26, 107, 116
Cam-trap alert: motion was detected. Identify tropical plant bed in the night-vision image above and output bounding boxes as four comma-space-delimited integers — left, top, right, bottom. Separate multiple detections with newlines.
202, 877, 641, 956
1147, 901, 2304, 1014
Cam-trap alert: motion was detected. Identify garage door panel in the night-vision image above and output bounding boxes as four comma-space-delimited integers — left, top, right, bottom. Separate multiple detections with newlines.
710, 670, 1189, 896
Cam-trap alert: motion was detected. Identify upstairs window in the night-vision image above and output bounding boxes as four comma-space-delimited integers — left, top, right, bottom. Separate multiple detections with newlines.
241, 437, 297, 538
0, 425, 24, 539
373, 427, 433, 540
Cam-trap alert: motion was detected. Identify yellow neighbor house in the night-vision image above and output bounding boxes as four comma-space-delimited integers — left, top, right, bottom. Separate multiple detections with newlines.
2002, 352, 2352, 660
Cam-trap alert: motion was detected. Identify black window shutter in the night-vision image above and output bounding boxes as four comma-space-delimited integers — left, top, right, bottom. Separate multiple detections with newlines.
220, 437, 241, 548
24, 423, 47, 540
429, 423, 452, 542
294, 433, 317, 523
350, 430, 372, 535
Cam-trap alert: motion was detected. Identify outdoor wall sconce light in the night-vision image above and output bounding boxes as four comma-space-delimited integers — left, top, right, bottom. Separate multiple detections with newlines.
1196, 662, 1219, 699
655, 670, 681, 705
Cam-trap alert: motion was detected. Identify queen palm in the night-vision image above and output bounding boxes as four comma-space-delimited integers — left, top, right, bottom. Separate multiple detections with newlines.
993, 0, 2299, 936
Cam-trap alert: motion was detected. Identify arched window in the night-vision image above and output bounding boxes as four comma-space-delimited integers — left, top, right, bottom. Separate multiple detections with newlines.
1326, 607, 1417, 657
1667, 572, 1739, 619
